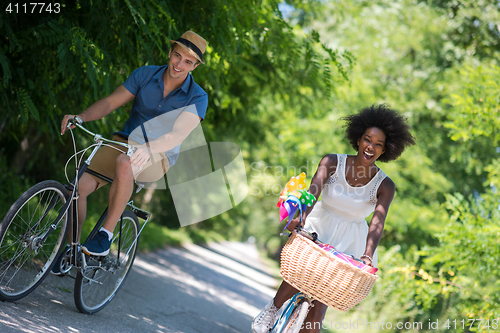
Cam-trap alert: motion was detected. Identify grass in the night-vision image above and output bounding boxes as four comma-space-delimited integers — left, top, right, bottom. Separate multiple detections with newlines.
137, 222, 187, 251
56, 286, 71, 293
136, 222, 230, 252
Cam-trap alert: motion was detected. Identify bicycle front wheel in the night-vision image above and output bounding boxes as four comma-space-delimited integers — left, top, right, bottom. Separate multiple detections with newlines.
0, 180, 69, 301
280, 300, 310, 333
74, 210, 139, 314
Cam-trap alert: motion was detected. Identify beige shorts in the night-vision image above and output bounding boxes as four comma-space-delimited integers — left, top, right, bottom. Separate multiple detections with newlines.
87, 135, 170, 189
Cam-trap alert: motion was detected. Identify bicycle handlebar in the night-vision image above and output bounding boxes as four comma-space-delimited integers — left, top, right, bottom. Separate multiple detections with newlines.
297, 228, 320, 243
285, 227, 321, 244
67, 118, 137, 156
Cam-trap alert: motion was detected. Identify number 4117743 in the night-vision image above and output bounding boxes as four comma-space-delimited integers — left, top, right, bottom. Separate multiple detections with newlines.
5, 3, 61, 14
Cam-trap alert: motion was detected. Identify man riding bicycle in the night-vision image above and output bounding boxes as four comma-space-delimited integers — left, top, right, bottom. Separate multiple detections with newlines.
53, 30, 208, 274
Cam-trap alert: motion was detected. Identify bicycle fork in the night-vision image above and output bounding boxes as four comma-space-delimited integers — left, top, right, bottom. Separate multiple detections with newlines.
271, 293, 314, 333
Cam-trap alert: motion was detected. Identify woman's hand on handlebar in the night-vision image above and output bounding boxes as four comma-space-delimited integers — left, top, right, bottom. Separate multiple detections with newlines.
361, 255, 374, 267
361, 259, 373, 267
286, 216, 304, 232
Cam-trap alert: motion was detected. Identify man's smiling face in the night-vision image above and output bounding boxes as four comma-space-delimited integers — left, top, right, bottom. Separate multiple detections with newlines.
167, 44, 199, 80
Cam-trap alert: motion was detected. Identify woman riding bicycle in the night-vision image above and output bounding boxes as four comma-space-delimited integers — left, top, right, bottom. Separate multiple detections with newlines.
252, 104, 416, 333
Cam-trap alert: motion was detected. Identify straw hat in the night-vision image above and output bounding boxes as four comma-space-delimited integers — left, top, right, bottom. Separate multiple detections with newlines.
170, 31, 207, 64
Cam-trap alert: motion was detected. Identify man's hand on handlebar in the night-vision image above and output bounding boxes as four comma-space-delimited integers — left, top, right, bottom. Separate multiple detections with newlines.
130, 144, 151, 174
61, 115, 83, 135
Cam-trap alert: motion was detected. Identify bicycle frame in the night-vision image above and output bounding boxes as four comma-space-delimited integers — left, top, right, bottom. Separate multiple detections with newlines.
45, 120, 151, 274
271, 292, 314, 333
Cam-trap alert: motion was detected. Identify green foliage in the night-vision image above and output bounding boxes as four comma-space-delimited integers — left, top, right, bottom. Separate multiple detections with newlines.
1, 0, 499, 328
0, 1, 350, 242
443, 64, 500, 186
285, 0, 500, 331
445, 65, 500, 141
424, 61, 500, 326
420, 192, 500, 324
421, 0, 500, 62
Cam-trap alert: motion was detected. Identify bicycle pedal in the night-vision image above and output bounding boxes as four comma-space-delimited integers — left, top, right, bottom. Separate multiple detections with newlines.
82, 251, 104, 259
134, 210, 149, 220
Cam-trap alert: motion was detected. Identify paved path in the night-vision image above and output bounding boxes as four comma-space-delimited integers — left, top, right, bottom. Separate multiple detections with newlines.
0, 241, 278, 333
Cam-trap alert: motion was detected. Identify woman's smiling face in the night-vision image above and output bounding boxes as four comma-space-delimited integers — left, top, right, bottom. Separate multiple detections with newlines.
357, 127, 386, 163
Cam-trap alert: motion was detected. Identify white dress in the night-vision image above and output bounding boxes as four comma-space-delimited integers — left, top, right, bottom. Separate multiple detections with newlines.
304, 154, 387, 267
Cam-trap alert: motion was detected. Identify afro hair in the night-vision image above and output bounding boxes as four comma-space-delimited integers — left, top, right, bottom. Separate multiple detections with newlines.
343, 104, 416, 162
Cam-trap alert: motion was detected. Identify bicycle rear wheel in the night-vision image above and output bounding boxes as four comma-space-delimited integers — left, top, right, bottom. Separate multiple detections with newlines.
74, 210, 139, 314
279, 300, 310, 333
0, 180, 69, 301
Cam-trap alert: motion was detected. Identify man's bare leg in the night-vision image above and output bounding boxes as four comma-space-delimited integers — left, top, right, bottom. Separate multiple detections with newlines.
102, 154, 134, 233
53, 173, 98, 275
68, 173, 98, 243
81, 154, 136, 256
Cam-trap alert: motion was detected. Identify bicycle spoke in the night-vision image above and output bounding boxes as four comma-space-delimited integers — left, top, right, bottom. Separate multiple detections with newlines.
0, 181, 68, 301
74, 211, 139, 314
3, 250, 36, 289
0, 238, 23, 258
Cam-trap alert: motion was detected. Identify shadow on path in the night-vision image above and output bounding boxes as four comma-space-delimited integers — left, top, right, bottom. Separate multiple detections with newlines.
0, 241, 278, 333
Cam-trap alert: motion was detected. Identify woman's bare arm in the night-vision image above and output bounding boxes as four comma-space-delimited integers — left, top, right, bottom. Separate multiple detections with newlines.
362, 177, 395, 265
286, 154, 338, 231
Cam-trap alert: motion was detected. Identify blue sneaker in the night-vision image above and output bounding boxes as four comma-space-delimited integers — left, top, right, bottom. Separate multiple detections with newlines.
51, 245, 70, 276
81, 231, 111, 256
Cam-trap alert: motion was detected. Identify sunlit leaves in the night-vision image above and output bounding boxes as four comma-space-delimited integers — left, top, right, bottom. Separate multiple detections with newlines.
444, 64, 500, 144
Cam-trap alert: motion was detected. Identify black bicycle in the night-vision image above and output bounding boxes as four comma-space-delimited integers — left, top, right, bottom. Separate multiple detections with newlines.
0, 118, 151, 314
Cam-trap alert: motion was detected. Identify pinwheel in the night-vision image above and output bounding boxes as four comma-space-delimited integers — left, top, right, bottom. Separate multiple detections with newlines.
277, 173, 316, 230
277, 172, 307, 207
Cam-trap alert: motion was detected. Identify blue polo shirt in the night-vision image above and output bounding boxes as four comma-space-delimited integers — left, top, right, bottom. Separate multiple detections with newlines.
117, 65, 208, 166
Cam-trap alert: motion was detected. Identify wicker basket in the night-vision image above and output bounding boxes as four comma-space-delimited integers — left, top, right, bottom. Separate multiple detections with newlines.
279, 231, 378, 312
